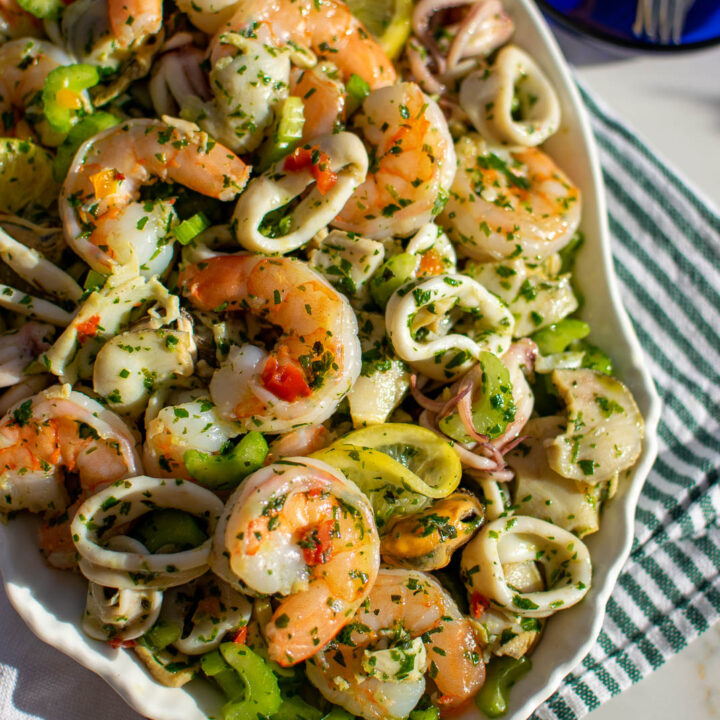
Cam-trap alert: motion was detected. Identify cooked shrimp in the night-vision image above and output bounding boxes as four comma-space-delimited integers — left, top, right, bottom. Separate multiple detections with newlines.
0, 384, 141, 515
0, 39, 81, 146
290, 63, 345, 142
0, 322, 54, 388
179, 254, 362, 433
306, 569, 485, 719
107, 0, 162, 48
332, 82, 457, 239
216, 0, 396, 88
60, 119, 250, 278
441, 134, 581, 261
266, 424, 332, 463
211, 457, 380, 666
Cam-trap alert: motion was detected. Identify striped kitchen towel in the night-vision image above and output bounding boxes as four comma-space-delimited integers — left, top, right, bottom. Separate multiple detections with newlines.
532, 87, 720, 719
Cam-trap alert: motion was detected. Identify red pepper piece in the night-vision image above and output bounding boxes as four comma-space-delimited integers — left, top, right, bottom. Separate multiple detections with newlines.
299, 519, 334, 566
418, 248, 445, 276
76, 314, 101, 345
261, 356, 312, 402
470, 591, 490, 618
283, 147, 338, 195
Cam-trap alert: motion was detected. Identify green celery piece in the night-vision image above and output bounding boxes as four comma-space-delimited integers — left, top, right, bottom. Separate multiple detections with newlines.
201, 652, 247, 702
276, 96, 305, 144
532, 319, 590, 355
257, 97, 305, 172
575, 340, 613, 375
184, 431, 268, 491
321, 710, 355, 720
131, 509, 207, 553
271, 695, 324, 720
475, 656, 532, 718
345, 73, 370, 116
559, 231, 585, 308
408, 708, 440, 720
141, 619, 182, 651
219, 643, 282, 719
201, 650, 230, 678
558, 231, 584, 274
83, 269, 108, 292
173, 212, 210, 245
17, 0, 61, 19
43, 64, 100, 135
369, 253, 418, 309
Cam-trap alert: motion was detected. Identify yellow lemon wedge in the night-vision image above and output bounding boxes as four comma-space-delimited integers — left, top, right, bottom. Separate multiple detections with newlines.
338, 422, 462, 498
345, 0, 414, 60
311, 443, 431, 528
0, 138, 59, 213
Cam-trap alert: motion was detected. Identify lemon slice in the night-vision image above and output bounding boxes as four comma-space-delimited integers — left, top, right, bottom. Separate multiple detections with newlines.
311, 443, 431, 527
339, 423, 462, 498
345, 0, 414, 60
0, 138, 58, 213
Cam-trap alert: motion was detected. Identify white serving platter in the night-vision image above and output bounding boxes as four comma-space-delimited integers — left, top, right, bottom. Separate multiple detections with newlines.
0, 1, 661, 718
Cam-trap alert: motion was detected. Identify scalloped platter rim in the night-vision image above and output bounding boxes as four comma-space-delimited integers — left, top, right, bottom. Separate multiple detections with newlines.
0, 1, 661, 718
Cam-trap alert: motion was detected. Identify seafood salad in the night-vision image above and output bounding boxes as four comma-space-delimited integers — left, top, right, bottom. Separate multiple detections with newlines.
0, 0, 645, 717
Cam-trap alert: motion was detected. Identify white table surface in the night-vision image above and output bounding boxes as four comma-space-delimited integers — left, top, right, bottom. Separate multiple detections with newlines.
2, 14, 719, 720
553, 20, 720, 720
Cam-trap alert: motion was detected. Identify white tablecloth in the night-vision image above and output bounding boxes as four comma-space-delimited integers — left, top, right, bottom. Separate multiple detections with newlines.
0, 587, 142, 720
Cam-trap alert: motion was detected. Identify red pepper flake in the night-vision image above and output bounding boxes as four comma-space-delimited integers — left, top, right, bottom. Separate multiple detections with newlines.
470, 592, 490, 619
283, 147, 338, 195
108, 637, 137, 649
418, 248, 444, 276
261, 356, 312, 403
299, 519, 334, 566
75, 314, 101, 345
232, 626, 248, 645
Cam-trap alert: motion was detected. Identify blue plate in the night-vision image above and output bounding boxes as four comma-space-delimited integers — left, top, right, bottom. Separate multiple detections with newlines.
537, 0, 720, 51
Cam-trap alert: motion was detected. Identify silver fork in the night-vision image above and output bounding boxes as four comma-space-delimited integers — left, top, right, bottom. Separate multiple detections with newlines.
633, 0, 694, 44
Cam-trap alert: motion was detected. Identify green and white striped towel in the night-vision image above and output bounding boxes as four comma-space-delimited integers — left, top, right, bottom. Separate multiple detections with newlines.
531, 88, 720, 720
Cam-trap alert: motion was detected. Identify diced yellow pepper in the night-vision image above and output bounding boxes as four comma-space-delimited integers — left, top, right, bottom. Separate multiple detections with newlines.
89, 168, 121, 199
55, 88, 83, 110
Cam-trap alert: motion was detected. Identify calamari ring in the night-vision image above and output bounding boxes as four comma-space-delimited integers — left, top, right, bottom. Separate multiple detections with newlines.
72, 475, 224, 590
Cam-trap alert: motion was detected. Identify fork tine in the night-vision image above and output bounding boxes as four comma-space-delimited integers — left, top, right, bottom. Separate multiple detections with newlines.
633, 0, 646, 36
644, 0, 659, 40
672, 0, 691, 43
659, 0, 673, 43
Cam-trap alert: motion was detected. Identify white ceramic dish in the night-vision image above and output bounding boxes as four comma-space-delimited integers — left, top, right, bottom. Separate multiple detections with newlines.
0, 1, 661, 718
